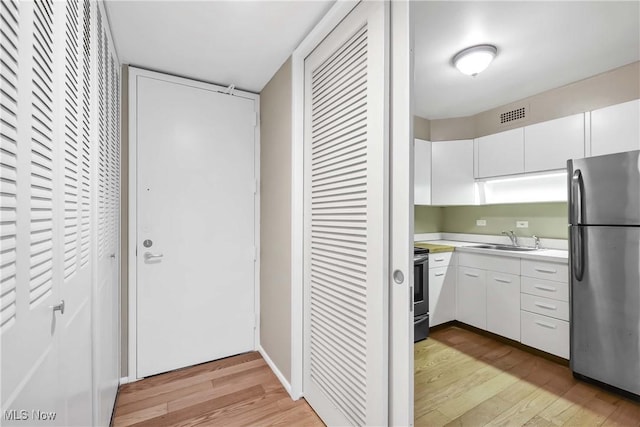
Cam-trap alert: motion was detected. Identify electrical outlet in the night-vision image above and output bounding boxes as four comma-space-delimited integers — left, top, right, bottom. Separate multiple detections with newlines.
516, 220, 529, 228
476, 219, 487, 226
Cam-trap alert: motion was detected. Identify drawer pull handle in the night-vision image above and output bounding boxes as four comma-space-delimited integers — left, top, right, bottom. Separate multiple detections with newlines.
464, 272, 479, 278
534, 285, 557, 292
434, 273, 445, 277
434, 257, 445, 262
535, 320, 557, 329
534, 302, 557, 310
534, 267, 557, 274
494, 277, 512, 284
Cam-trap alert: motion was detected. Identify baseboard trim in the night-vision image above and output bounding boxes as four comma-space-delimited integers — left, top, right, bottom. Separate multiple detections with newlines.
258, 346, 293, 399
119, 376, 129, 385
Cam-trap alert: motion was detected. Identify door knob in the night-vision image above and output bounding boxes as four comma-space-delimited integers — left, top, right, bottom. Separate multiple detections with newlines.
50, 300, 65, 315
144, 252, 164, 260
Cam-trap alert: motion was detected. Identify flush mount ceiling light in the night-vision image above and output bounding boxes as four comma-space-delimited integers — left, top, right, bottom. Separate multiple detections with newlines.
452, 44, 498, 77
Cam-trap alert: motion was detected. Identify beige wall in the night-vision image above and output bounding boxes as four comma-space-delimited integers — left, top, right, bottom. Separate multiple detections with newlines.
442, 203, 568, 239
414, 206, 442, 233
414, 116, 430, 140
419, 61, 640, 141
259, 58, 293, 382
121, 65, 129, 376
414, 203, 568, 239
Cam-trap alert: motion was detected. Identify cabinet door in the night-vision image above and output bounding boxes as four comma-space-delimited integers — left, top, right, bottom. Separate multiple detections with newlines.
414, 139, 431, 205
429, 265, 456, 326
457, 267, 486, 329
524, 114, 585, 172
431, 140, 475, 205
486, 272, 521, 341
476, 128, 524, 177
591, 99, 640, 156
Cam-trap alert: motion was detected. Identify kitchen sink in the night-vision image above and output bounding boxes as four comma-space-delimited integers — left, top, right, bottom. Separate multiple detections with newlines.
472, 244, 539, 252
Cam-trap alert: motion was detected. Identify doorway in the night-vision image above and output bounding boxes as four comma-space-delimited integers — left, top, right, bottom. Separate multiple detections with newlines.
128, 68, 260, 379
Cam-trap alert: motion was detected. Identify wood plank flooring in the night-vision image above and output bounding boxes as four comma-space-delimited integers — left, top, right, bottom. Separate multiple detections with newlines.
112, 352, 324, 427
416, 326, 640, 427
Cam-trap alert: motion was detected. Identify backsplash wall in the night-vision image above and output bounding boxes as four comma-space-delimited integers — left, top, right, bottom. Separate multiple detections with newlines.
415, 206, 443, 233
415, 203, 569, 239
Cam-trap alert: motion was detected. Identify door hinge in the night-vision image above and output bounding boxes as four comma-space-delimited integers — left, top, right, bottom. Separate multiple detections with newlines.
254, 313, 259, 330
252, 111, 258, 127
253, 179, 258, 195
253, 246, 258, 262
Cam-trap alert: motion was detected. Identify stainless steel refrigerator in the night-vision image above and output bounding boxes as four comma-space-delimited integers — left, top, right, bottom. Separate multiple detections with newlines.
568, 149, 640, 399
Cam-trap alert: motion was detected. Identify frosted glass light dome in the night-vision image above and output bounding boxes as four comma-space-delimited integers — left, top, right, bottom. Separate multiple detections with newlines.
453, 45, 498, 76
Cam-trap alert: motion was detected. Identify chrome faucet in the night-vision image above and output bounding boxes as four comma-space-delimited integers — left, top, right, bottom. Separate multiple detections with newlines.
502, 230, 518, 246
532, 235, 541, 250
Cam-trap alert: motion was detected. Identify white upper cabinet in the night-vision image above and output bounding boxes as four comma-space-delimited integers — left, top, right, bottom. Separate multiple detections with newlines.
414, 139, 431, 205
476, 128, 524, 178
590, 99, 640, 156
431, 139, 476, 205
524, 113, 585, 172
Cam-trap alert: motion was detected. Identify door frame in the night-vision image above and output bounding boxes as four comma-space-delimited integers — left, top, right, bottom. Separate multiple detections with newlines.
127, 67, 261, 380
290, 1, 414, 424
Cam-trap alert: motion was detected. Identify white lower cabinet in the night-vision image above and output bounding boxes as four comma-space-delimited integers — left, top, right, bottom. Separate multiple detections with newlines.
429, 264, 456, 326
454, 251, 570, 359
457, 267, 487, 329
520, 259, 570, 358
486, 272, 521, 341
521, 311, 570, 359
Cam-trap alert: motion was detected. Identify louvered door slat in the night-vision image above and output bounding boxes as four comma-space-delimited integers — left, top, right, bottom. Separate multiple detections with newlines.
0, 0, 19, 331
62, 0, 81, 280
78, 0, 90, 267
29, 0, 55, 307
304, 2, 388, 425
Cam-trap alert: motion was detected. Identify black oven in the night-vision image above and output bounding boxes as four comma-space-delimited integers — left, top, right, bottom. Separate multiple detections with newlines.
414, 247, 429, 341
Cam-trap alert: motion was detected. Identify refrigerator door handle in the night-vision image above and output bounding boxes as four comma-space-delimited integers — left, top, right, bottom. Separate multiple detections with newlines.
570, 169, 584, 225
571, 226, 585, 282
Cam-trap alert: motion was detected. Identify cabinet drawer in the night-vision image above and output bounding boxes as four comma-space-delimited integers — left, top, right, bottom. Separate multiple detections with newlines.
521, 276, 568, 302
521, 311, 569, 359
429, 252, 453, 268
458, 252, 520, 274
521, 259, 568, 283
521, 293, 569, 321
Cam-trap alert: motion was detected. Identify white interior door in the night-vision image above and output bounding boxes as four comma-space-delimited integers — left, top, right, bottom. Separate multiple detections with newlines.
303, 2, 390, 425
134, 71, 257, 378
93, 5, 121, 425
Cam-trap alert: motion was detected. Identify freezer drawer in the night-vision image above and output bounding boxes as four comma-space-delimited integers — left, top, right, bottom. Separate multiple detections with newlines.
570, 225, 640, 396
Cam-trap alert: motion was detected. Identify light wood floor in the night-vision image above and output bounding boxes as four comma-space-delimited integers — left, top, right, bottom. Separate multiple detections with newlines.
416, 326, 640, 427
112, 351, 324, 427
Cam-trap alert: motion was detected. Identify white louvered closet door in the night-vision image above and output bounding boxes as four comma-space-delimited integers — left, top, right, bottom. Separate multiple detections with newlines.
94, 5, 120, 424
0, 1, 120, 425
1, 1, 63, 420
303, 2, 389, 426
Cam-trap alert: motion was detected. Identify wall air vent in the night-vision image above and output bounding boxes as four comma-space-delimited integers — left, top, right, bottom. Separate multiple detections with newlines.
500, 107, 526, 124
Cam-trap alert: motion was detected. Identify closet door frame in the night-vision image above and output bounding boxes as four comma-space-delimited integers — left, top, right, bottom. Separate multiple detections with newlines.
127, 67, 261, 380
290, 1, 414, 424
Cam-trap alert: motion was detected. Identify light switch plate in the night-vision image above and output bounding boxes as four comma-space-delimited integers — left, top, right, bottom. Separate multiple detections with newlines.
476, 219, 487, 226
516, 220, 529, 228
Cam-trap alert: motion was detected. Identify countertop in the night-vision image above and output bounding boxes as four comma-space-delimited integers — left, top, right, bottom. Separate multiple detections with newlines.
414, 242, 456, 253
417, 239, 568, 263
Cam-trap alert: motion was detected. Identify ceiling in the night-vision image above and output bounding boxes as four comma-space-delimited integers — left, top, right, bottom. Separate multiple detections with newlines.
104, 0, 334, 93
414, 1, 640, 119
